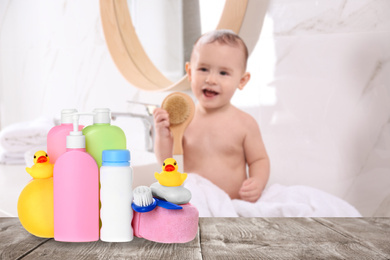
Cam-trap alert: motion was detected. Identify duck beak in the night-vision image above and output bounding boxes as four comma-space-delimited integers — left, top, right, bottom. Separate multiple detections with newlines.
164, 164, 175, 172
37, 156, 48, 163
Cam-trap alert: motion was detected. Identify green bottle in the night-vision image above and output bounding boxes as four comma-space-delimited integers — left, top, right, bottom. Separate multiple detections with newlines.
82, 108, 126, 168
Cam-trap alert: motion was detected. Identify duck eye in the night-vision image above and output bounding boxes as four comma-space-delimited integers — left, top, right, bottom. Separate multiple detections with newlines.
163, 163, 165, 166
45, 154, 48, 157
34, 155, 36, 159
174, 162, 177, 166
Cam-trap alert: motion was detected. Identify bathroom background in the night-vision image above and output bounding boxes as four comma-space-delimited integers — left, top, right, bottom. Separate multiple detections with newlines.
0, 0, 389, 217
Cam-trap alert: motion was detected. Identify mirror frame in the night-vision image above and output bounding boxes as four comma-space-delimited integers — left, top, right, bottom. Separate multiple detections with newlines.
100, 0, 268, 92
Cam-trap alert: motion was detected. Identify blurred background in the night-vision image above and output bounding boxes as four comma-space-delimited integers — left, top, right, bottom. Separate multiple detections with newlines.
0, 0, 389, 217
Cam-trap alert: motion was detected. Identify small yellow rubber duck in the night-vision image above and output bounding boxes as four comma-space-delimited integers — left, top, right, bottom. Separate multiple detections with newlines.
154, 158, 187, 187
26, 151, 54, 179
18, 150, 54, 238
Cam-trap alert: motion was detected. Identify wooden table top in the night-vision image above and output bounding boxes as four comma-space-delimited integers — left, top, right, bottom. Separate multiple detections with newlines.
1, 217, 389, 259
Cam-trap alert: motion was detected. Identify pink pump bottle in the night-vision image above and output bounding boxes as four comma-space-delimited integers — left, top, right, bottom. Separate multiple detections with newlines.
53, 114, 99, 242
47, 109, 84, 164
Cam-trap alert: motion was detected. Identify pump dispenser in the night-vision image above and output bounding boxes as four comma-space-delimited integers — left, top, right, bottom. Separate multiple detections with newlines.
82, 108, 126, 168
47, 109, 84, 164
66, 114, 85, 149
53, 114, 99, 242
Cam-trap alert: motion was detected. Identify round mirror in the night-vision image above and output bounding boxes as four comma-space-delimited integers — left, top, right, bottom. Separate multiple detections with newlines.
100, 0, 268, 92
127, 0, 203, 83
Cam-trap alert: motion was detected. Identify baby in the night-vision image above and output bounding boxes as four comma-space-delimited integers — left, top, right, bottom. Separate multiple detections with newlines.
153, 30, 270, 202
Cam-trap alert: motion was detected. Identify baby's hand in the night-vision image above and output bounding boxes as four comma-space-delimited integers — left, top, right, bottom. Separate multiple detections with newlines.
153, 108, 171, 138
239, 177, 263, 203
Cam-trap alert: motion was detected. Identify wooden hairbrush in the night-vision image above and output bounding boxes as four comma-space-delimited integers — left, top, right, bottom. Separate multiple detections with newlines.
161, 92, 195, 170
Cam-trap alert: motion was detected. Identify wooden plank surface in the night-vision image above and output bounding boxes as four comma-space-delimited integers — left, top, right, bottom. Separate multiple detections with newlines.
0, 218, 51, 260
21, 236, 202, 260
314, 218, 390, 257
1, 217, 390, 259
199, 218, 390, 260
0, 218, 201, 260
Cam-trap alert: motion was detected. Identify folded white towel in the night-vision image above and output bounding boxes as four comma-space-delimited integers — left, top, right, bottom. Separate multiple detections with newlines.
0, 117, 54, 153
0, 147, 25, 165
184, 173, 361, 217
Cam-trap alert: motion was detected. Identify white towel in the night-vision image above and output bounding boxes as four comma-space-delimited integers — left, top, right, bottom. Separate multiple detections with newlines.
0, 147, 25, 165
184, 173, 361, 217
0, 117, 54, 153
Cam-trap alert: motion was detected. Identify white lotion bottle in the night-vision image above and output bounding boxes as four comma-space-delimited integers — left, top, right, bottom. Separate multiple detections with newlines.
100, 149, 133, 242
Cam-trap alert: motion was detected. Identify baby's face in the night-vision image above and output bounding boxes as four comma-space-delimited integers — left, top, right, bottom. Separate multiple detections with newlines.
186, 42, 249, 112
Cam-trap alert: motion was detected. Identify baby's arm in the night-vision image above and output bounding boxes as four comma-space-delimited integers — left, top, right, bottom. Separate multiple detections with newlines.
239, 116, 270, 202
153, 108, 173, 165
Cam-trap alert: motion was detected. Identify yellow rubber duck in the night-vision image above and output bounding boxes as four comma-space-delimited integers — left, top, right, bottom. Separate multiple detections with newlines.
154, 158, 187, 187
18, 150, 54, 238
26, 150, 54, 179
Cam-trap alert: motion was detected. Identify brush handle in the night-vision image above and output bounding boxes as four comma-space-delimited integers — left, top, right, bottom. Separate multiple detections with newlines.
155, 198, 183, 210
173, 155, 184, 173
172, 129, 184, 155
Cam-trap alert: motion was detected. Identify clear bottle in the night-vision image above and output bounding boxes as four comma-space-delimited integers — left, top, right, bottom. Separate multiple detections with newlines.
100, 149, 133, 242
53, 114, 99, 242
47, 109, 84, 164
82, 108, 126, 168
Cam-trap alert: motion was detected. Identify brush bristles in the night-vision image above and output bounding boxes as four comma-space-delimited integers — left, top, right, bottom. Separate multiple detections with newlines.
133, 186, 153, 207
162, 95, 190, 125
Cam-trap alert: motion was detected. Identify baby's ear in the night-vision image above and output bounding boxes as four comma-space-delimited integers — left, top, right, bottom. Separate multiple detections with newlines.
238, 72, 251, 90
185, 62, 192, 81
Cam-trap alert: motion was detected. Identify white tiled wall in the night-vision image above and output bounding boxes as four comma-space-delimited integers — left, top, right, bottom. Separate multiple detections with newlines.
257, 0, 390, 216
0, 0, 389, 216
